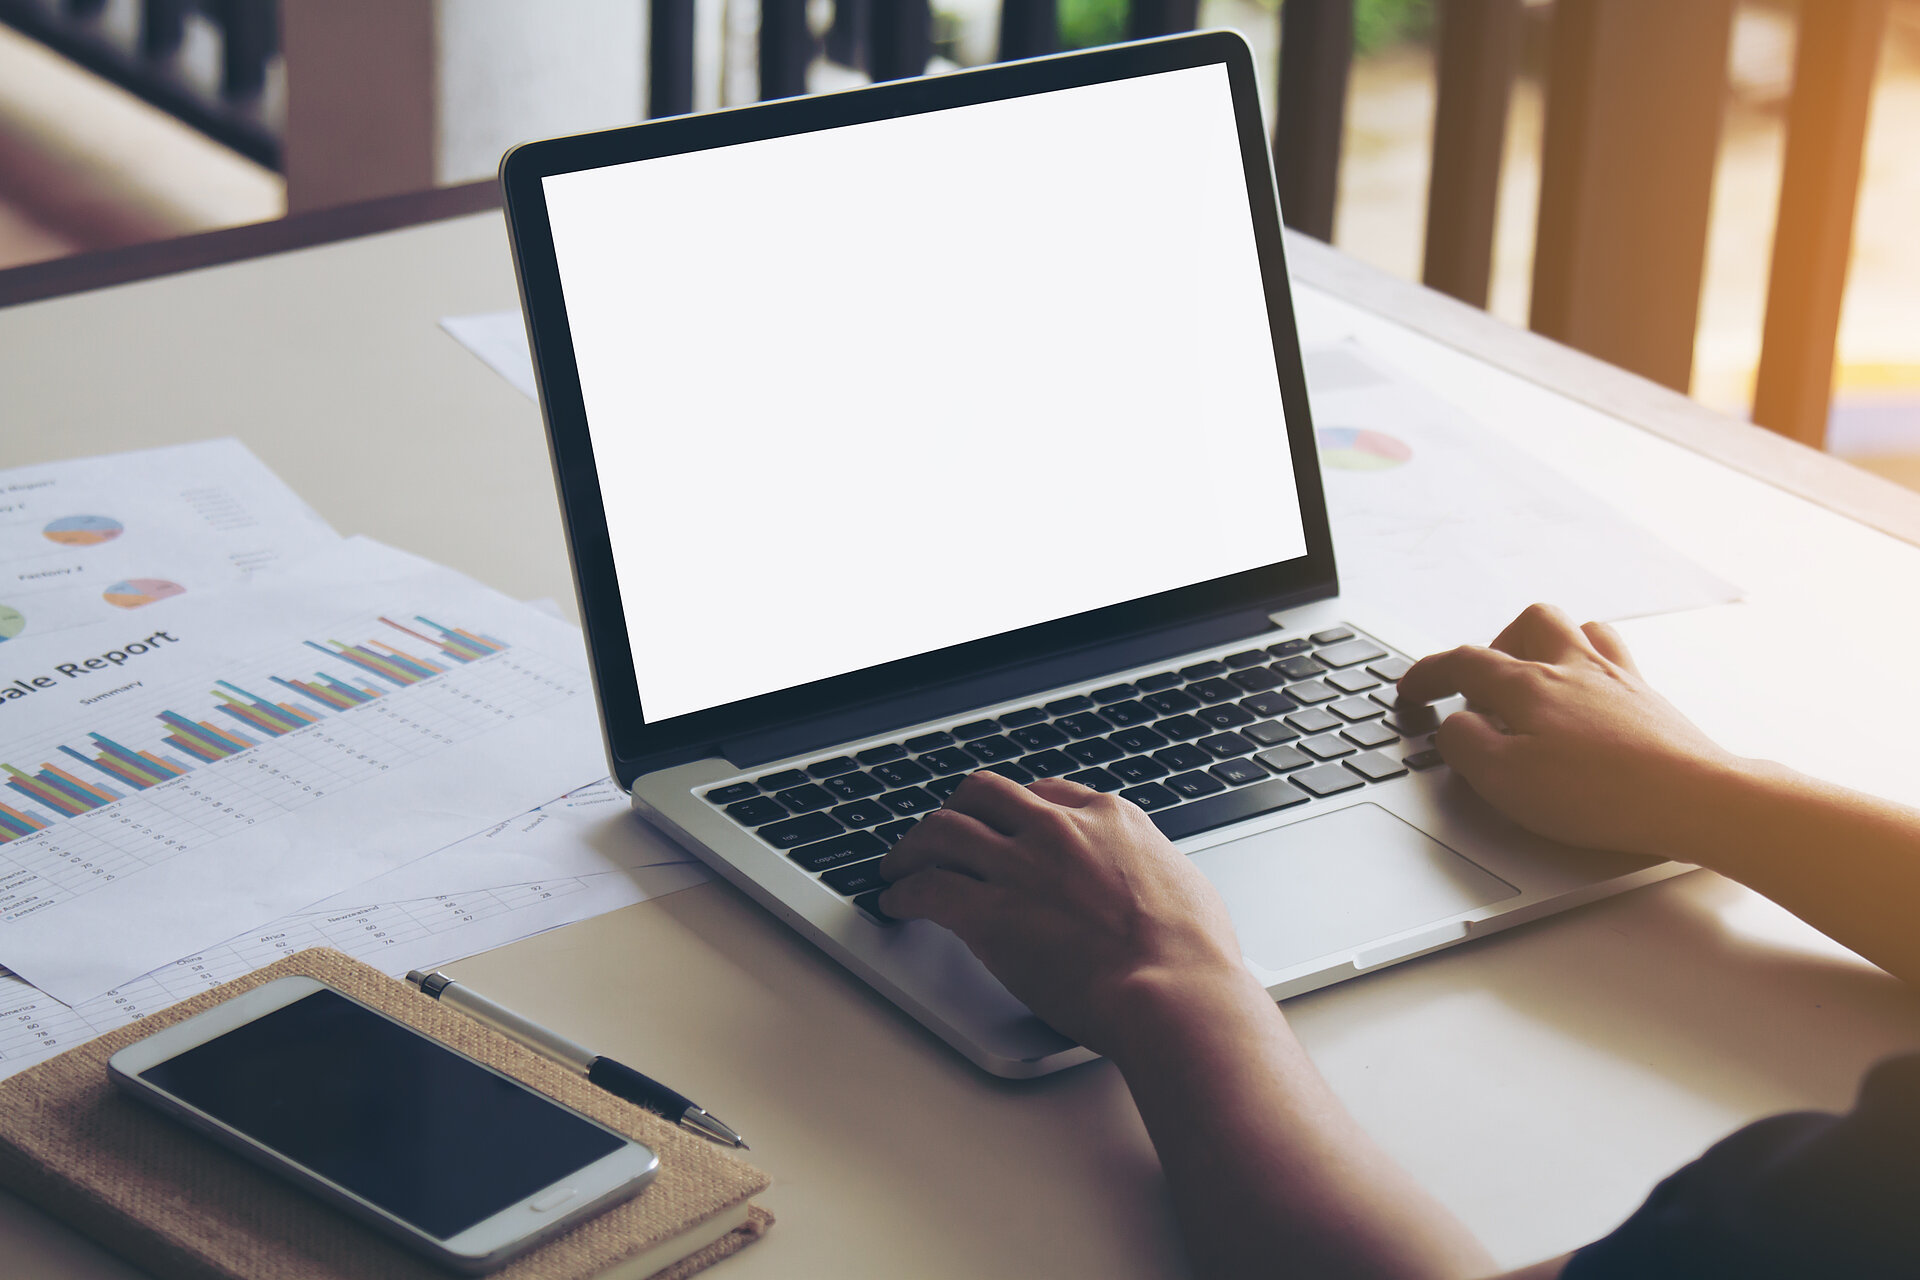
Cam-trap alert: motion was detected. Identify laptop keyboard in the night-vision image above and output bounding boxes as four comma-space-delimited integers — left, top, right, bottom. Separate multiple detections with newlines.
699, 626, 1445, 922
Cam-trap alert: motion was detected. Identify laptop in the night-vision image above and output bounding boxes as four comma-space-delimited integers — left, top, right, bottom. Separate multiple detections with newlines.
500, 31, 1682, 1078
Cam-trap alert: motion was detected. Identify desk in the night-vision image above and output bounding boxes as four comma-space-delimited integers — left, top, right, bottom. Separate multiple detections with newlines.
5, 192, 1920, 1278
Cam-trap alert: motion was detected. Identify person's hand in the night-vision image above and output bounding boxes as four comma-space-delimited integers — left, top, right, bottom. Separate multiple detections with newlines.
1397, 603, 1747, 858
875, 771, 1261, 1058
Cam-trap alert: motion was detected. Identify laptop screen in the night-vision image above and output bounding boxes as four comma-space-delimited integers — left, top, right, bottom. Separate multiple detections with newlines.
542, 62, 1307, 725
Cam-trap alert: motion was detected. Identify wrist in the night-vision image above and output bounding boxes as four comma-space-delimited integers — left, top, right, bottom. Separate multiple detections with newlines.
1660, 754, 1803, 871
1100, 957, 1277, 1073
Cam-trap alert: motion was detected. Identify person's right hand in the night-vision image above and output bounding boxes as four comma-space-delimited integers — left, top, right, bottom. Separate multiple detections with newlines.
1397, 603, 1749, 859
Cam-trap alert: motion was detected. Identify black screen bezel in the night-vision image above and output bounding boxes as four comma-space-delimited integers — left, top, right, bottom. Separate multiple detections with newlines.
502, 32, 1335, 782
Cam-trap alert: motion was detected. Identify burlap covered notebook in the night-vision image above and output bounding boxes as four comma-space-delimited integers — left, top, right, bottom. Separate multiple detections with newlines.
0, 948, 771, 1279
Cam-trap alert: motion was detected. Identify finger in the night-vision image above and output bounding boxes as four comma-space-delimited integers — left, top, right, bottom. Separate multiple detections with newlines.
941, 768, 1053, 835
1580, 620, 1640, 673
1432, 708, 1512, 782
879, 807, 1006, 883
1026, 776, 1098, 808
1489, 603, 1585, 663
1397, 645, 1529, 709
876, 867, 1000, 935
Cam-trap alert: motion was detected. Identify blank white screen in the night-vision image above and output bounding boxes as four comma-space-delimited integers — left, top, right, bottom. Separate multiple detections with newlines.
545, 63, 1306, 723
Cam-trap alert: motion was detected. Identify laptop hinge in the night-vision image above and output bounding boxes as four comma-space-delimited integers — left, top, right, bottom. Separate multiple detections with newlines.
719, 606, 1285, 770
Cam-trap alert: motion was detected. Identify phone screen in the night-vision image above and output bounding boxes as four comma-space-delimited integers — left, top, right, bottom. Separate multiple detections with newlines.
138, 989, 627, 1239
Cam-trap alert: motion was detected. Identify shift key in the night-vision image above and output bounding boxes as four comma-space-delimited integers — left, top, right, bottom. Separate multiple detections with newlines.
1149, 778, 1310, 840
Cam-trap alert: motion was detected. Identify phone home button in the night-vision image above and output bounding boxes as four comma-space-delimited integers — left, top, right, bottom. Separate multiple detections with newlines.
529, 1187, 577, 1214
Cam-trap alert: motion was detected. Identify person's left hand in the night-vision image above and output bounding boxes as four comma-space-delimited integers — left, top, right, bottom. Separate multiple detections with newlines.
876, 771, 1256, 1058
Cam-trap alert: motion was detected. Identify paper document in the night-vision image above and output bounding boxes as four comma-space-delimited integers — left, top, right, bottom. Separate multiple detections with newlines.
0, 439, 339, 645
1303, 343, 1740, 646
441, 310, 539, 400
0, 538, 609, 1004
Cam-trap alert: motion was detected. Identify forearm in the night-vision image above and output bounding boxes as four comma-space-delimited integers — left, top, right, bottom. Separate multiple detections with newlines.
1681, 761, 1920, 986
1110, 969, 1494, 1280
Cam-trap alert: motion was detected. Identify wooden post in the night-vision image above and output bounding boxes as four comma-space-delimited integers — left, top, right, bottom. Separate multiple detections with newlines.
1422, 0, 1521, 308
759, 0, 813, 101
869, 0, 930, 82
1752, 0, 1890, 449
1126, 0, 1197, 40
649, 0, 696, 117
1274, 0, 1353, 242
1528, 0, 1734, 392
998, 0, 1058, 61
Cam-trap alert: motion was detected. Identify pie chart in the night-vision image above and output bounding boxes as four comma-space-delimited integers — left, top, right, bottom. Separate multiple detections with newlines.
102, 579, 185, 609
43, 514, 125, 546
1317, 427, 1412, 472
0, 605, 22, 642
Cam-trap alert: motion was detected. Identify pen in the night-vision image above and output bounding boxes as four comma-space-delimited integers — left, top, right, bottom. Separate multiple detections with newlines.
406, 969, 747, 1149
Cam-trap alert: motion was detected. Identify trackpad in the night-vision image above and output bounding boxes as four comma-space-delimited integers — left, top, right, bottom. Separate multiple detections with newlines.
1190, 803, 1518, 973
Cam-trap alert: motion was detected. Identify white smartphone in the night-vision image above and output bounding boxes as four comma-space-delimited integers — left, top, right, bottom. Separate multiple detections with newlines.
108, 975, 660, 1274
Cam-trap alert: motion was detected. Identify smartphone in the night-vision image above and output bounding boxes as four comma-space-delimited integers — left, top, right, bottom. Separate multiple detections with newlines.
108, 975, 660, 1274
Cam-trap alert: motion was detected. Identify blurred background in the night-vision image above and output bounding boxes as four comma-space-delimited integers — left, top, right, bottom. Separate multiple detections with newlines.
1, 0, 1914, 485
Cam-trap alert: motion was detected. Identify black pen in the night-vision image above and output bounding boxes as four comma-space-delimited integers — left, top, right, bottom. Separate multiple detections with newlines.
406, 969, 747, 1149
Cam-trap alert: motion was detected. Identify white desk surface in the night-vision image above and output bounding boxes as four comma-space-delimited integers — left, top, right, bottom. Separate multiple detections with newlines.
5, 210, 1920, 1278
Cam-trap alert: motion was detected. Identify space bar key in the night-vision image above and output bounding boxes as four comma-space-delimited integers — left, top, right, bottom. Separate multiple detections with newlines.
1148, 778, 1311, 841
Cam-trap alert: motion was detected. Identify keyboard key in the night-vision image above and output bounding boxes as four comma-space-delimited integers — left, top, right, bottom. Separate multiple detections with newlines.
821, 859, 890, 895
1224, 648, 1270, 669
1310, 626, 1355, 645
705, 782, 758, 805
1065, 767, 1124, 792
1327, 669, 1380, 694
1143, 688, 1201, 715
1288, 679, 1338, 705
808, 756, 859, 778
1052, 711, 1109, 739
774, 784, 836, 812
758, 769, 809, 791
1110, 725, 1170, 753
1165, 770, 1228, 800
1228, 666, 1285, 693
757, 812, 844, 848
1346, 751, 1408, 783
874, 818, 920, 845
1013, 725, 1075, 756
1045, 694, 1095, 716
919, 746, 977, 775
1196, 703, 1256, 730
1240, 690, 1297, 718
726, 796, 789, 826
1286, 707, 1342, 734
1210, 758, 1269, 786
924, 774, 968, 800
1109, 755, 1170, 784
953, 719, 1001, 740
1244, 719, 1299, 746
1266, 638, 1312, 658
983, 760, 1035, 783
856, 743, 909, 765
1385, 704, 1443, 735
905, 731, 955, 752
998, 706, 1048, 728
1255, 745, 1312, 773
1368, 657, 1413, 682
1274, 655, 1325, 680
1292, 764, 1366, 797
1119, 781, 1181, 811
1135, 671, 1183, 692
788, 829, 886, 873
872, 759, 933, 787
1101, 699, 1158, 726
1092, 683, 1138, 703
1404, 747, 1446, 771
1155, 743, 1212, 771
878, 786, 941, 816
1022, 749, 1078, 778
964, 734, 1023, 762
852, 889, 896, 924
829, 798, 891, 828
1300, 734, 1356, 760
1149, 777, 1310, 839
1316, 638, 1389, 668
1156, 714, 1209, 741
1187, 677, 1241, 704
1197, 731, 1256, 759
1342, 720, 1399, 749
1179, 660, 1229, 681
1064, 737, 1123, 765
1331, 696, 1384, 723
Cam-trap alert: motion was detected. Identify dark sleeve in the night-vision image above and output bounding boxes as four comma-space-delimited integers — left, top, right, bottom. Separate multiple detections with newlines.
1562, 1055, 1920, 1279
